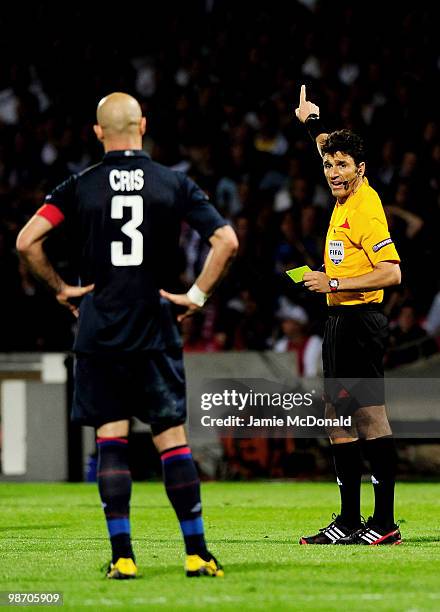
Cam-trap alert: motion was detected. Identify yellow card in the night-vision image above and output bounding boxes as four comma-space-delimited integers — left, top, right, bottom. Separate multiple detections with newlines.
285, 265, 312, 283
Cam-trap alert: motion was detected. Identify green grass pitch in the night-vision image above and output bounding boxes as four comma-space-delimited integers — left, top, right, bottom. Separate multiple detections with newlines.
0, 482, 439, 610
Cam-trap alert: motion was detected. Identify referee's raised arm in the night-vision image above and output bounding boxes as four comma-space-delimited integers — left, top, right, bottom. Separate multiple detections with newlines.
295, 84, 328, 157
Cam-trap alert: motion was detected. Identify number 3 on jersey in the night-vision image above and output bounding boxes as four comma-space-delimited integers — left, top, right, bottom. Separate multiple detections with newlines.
111, 195, 143, 266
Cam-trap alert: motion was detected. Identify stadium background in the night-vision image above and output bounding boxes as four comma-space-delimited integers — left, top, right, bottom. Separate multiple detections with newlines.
0, 0, 439, 480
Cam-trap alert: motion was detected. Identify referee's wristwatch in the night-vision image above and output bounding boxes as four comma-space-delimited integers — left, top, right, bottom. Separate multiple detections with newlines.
328, 278, 339, 292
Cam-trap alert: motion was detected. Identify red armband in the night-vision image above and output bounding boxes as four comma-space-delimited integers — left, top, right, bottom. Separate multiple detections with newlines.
36, 203, 65, 227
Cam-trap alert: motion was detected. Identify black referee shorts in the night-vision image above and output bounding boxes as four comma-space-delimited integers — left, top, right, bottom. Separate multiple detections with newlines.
72, 348, 186, 434
322, 304, 389, 409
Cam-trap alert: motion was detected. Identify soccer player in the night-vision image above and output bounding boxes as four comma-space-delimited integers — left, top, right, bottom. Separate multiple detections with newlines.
294, 85, 402, 545
16, 92, 238, 577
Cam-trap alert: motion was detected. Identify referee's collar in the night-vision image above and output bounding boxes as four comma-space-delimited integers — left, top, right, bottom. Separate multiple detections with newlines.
103, 149, 151, 161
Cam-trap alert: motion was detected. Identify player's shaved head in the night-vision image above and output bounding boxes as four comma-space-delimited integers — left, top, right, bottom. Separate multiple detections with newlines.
96, 92, 142, 135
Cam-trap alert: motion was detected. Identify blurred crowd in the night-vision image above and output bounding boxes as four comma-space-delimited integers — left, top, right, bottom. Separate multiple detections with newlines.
0, 1, 439, 371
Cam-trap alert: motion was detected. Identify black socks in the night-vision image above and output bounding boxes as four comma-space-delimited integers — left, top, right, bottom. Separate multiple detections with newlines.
332, 441, 363, 528
160, 445, 208, 557
97, 437, 134, 563
332, 437, 397, 530
362, 436, 397, 529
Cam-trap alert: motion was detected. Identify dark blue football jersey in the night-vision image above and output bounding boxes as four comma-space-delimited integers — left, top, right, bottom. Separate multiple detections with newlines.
42, 150, 227, 353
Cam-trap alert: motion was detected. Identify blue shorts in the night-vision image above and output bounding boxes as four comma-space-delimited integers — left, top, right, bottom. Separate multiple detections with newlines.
72, 349, 186, 434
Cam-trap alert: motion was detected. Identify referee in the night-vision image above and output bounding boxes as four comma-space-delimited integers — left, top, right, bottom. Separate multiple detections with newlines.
16, 92, 238, 577
295, 86, 402, 545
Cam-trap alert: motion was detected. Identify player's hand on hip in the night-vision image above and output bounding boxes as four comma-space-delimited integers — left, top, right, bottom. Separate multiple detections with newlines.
303, 271, 330, 293
159, 289, 201, 322
56, 282, 94, 317
295, 84, 320, 123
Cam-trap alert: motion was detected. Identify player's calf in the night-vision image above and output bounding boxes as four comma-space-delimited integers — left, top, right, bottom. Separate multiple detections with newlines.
97, 436, 135, 564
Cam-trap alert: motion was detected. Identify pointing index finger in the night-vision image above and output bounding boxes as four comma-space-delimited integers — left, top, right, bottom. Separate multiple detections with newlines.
300, 84, 306, 104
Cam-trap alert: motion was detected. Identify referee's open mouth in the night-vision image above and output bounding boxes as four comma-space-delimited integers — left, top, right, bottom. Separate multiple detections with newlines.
330, 180, 344, 192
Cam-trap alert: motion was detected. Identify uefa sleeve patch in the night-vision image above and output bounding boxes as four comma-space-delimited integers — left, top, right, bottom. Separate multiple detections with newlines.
372, 238, 393, 252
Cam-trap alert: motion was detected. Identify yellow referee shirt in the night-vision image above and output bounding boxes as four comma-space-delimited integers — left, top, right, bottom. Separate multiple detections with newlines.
325, 178, 400, 306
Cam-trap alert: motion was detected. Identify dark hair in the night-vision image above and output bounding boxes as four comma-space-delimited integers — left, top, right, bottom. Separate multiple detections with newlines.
321, 130, 366, 165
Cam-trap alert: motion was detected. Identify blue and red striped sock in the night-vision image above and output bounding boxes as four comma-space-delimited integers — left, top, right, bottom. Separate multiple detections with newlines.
96, 437, 134, 563
161, 445, 208, 557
